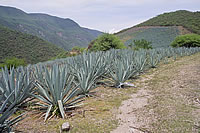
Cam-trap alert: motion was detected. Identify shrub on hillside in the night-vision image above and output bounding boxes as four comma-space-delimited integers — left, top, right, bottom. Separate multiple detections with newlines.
129, 39, 153, 50
72, 46, 86, 54
2, 57, 26, 69
89, 33, 125, 51
171, 34, 200, 47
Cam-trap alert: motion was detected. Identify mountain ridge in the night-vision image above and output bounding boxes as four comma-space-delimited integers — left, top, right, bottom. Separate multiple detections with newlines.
0, 5, 102, 50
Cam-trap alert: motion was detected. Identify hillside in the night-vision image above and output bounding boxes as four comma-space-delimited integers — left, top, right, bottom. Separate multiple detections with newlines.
0, 26, 64, 64
116, 10, 199, 48
137, 10, 200, 34
0, 6, 102, 50
117, 26, 191, 48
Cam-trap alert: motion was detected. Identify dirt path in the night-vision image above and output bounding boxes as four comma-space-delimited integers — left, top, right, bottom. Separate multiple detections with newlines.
112, 53, 200, 133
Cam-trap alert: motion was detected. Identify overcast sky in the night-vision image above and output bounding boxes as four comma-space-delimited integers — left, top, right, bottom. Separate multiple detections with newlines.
0, 0, 199, 32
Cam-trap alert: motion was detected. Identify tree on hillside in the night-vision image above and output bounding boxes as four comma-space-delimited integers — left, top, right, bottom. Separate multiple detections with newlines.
0, 57, 26, 69
89, 33, 126, 51
129, 39, 153, 50
171, 34, 200, 47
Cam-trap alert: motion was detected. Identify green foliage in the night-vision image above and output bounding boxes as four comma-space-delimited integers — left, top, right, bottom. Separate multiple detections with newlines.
0, 66, 32, 132
69, 52, 109, 96
108, 50, 137, 87
3, 57, 25, 69
90, 33, 125, 51
0, 105, 25, 132
0, 6, 102, 50
0, 66, 34, 110
136, 10, 200, 34
129, 39, 152, 50
32, 65, 84, 121
72, 46, 86, 53
171, 34, 200, 47
0, 26, 64, 64
50, 51, 70, 60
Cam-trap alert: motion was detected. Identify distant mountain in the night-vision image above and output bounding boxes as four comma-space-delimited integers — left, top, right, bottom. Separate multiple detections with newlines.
0, 25, 64, 64
116, 10, 199, 48
0, 5, 102, 50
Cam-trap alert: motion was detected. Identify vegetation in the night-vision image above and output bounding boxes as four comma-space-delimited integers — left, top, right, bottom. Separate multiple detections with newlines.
51, 47, 86, 60
0, 43, 200, 131
0, 26, 64, 64
0, 66, 34, 109
71, 46, 86, 54
129, 39, 153, 50
0, 105, 25, 132
116, 26, 181, 48
136, 10, 200, 34
0, 66, 33, 132
89, 33, 125, 51
0, 57, 26, 70
50, 51, 70, 60
171, 34, 200, 47
33, 65, 84, 121
69, 52, 110, 95
116, 10, 200, 49
118, 10, 200, 35
0, 6, 102, 50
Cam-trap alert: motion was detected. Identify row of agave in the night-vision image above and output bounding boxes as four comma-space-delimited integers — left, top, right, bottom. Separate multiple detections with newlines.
0, 47, 200, 132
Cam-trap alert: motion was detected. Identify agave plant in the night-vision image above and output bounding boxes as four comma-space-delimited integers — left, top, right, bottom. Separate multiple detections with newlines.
0, 66, 34, 112
148, 49, 162, 68
109, 50, 137, 88
0, 103, 25, 133
33, 64, 84, 121
69, 52, 109, 96
134, 50, 148, 73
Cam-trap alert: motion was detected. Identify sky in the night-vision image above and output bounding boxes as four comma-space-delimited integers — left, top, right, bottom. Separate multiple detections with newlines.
0, 0, 199, 33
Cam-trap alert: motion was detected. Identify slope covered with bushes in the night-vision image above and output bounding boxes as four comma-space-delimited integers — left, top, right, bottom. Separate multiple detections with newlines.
116, 10, 199, 48
137, 10, 200, 34
171, 34, 200, 47
0, 5, 102, 50
0, 26, 64, 64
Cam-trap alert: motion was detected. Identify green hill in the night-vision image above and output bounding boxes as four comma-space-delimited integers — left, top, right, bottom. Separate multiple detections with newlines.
0, 26, 64, 64
136, 10, 200, 34
0, 5, 102, 50
117, 26, 191, 48
116, 10, 199, 48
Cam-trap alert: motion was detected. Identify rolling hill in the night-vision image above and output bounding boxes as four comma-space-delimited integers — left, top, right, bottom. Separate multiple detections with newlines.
0, 5, 102, 50
116, 10, 199, 48
0, 25, 64, 64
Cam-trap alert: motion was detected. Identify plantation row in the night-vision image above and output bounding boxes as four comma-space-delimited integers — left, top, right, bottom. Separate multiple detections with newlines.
122, 27, 180, 48
0, 47, 200, 132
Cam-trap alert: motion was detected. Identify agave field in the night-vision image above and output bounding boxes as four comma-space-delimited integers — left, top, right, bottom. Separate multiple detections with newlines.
117, 26, 180, 48
0, 47, 200, 132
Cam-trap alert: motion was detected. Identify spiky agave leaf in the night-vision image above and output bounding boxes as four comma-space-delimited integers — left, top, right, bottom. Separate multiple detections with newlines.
108, 50, 137, 88
134, 50, 148, 73
33, 64, 84, 121
68, 52, 109, 96
0, 90, 26, 132
148, 49, 162, 68
0, 66, 34, 111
